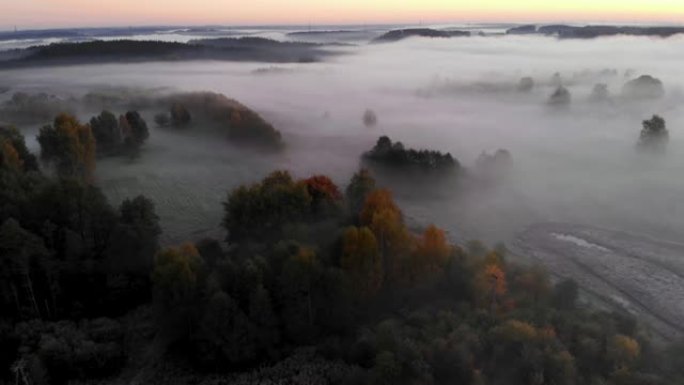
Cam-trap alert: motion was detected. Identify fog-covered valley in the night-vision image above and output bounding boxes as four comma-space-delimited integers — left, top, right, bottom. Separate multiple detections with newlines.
3, 29, 684, 341
3, 33, 684, 243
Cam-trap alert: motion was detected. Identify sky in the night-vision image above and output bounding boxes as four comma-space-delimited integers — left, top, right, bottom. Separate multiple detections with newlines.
2, 0, 684, 29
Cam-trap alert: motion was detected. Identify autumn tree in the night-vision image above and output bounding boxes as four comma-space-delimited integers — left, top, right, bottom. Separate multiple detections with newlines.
359, 189, 401, 226
0, 139, 21, 171
345, 169, 376, 219
359, 189, 412, 284
37, 114, 96, 181
475, 258, 508, 310
152, 243, 203, 311
609, 335, 640, 371
341, 226, 383, 296
0, 126, 38, 172
513, 265, 551, 306
300, 175, 342, 215
412, 224, 452, 280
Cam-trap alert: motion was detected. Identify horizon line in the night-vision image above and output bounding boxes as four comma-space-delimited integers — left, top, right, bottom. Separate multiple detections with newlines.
3, 19, 684, 33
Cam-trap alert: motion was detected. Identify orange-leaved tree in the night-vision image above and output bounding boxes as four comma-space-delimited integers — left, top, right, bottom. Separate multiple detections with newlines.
37, 113, 96, 181
411, 224, 452, 281
360, 189, 412, 284
341, 226, 383, 296
301, 175, 342, 215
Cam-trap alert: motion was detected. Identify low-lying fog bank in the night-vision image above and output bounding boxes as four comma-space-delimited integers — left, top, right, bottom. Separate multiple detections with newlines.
1, 34, 684, 248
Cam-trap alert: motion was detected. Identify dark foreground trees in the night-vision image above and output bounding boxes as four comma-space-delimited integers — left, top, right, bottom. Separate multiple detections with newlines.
1, 126, 683, 385
0, 128, 160, 384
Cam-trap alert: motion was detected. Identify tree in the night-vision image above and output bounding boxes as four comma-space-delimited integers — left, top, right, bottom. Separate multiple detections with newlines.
518, 77, 534, 92
363, 109, 378, 127
412, 225, 451, 280
345, 169, 376, 219
341, 226, 383, 296
475, 263, 507, 310
359, 189, 412, 284
638, 115, 668, 152
0, 126, 38, 172
107, 196, 161, 272
0, 139, 22, 171
152, 243, 203, 311
359, 189, 401, 226
89, 111, 121, 154
122, 111, 149, 149
609, 335, 640, 369
34, 178, 117, 259
0, 218, 50, 318
223, 170, 312, 242
590, 83, 610, 101
494, 319, 538, 343
247, 284, 279, 355
549, 86, 571, 106
623, 75, 665, 99
194, 290, 256, 368
363, 136, 459, 173
170, 103, 191, 127
278, 246, 320, 343
301, 175, 342, 215
37, 114, 96, 181
514, 266, 551, 306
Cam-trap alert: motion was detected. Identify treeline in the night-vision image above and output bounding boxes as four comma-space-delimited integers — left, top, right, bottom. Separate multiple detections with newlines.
0, 92, 74, 123
1, 126, 684, 384
507, 24, 684, 39
150, 169, 684, 384
36, 110, 149, 181
0, 38, 336, 69
155, 92, 283, 149
363, 136, 459, 174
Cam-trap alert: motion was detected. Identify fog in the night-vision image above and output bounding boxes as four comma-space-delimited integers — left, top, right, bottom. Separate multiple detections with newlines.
2, 33, 684, 246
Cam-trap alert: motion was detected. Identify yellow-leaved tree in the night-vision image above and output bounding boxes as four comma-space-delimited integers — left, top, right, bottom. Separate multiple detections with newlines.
341, 226, 383, 296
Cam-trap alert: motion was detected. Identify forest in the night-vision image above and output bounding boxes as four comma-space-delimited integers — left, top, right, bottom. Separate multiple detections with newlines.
0, 38, 338, 69
1, 109, 683, 385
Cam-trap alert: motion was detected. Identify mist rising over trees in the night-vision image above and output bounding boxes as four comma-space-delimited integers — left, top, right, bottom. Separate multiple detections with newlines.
2, 21, 684, 385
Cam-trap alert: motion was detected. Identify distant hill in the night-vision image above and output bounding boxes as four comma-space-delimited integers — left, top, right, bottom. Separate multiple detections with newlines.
0, 38, 340, 69
374, 28, 470, 42
507, 24, 684, 38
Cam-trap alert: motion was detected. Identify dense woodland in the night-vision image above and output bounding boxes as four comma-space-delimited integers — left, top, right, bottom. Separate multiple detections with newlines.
0, 109, 683, 385
0, 38, 336, 69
